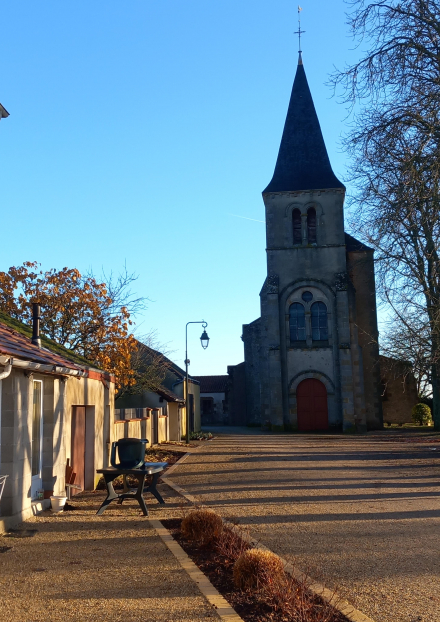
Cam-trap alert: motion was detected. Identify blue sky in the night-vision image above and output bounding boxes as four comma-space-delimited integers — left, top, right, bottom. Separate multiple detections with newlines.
0, 1, 362, 375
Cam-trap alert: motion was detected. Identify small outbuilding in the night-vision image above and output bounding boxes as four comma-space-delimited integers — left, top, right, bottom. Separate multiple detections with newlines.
0, 310, 114, 531
115, 343, 200, 441
192, 375, 229, 425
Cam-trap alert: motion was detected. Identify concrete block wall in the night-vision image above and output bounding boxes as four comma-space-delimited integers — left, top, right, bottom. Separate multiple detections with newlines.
0, 371, 33, 519
112, 408, 169, 447
0, 368, 114, 529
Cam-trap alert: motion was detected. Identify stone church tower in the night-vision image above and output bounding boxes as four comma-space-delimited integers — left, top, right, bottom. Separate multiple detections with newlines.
242, 55, 383, 432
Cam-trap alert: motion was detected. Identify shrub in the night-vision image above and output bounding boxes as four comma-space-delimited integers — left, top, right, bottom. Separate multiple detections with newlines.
261, 571, 342, 622
411, 403, 433, 426
181, 509, 223, 545
190, 431, 213, 441
233, 548, 284, 591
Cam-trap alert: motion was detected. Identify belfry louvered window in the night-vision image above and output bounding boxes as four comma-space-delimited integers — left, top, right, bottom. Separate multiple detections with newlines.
289, 303, 306, 342
292, 209, 302, 244
311, 301, 328, 341
307, 207, 317, 243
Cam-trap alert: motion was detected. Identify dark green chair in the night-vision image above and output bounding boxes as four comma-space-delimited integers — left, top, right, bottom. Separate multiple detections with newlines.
110, 438, 148, 470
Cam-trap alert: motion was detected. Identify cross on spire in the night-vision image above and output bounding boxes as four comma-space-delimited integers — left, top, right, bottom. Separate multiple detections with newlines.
294, 5, 305, 59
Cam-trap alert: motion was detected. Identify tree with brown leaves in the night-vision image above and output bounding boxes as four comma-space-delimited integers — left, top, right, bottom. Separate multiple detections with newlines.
0, 262, 168, 396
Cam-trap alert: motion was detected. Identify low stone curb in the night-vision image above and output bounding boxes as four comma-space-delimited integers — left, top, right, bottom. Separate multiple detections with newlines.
150, 519, 244, 622
161, 451, 200, 503
163, 459, 376, 622
162, 451, 192, 478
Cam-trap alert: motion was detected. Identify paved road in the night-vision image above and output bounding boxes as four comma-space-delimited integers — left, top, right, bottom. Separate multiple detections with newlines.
170, 428, 440, 622
0, 483, 218, 622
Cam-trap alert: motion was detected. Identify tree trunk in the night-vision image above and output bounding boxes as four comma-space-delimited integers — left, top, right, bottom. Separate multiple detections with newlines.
431, 362, 440, 430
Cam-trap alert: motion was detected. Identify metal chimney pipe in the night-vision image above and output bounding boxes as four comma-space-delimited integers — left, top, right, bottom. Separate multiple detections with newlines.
32, 303, 41, 348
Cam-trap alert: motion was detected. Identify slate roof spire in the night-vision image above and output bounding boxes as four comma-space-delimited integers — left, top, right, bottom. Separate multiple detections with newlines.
263, 57, 345, 194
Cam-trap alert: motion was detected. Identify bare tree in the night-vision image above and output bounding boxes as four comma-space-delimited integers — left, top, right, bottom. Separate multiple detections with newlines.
331, 0, 440, 428
380, 309, 433, 398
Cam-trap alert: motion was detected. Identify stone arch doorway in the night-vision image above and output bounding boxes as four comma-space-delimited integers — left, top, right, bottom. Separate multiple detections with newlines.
297, 379, 329, 431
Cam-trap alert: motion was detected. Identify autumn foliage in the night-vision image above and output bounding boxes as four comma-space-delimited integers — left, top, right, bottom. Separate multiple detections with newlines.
0, 261, 138, 391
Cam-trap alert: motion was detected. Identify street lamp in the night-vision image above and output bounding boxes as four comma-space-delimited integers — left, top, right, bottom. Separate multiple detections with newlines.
185, 321, 209, 443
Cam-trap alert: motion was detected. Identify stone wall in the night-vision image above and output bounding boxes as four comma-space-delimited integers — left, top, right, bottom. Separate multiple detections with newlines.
380, 356, 419, 425
200, 392, 226, 425
242, 319, 262, 425
226, 362, 247, 425
347, 250, 383, 430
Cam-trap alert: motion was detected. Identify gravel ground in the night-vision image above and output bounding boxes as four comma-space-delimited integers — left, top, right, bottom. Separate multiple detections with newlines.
0, 479, 219, 622
168, 428, 440, 622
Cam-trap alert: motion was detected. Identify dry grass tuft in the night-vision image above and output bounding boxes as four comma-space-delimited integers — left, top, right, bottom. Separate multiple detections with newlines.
215, 524, 250, 561
233, 548, 284, 590
181, 509, 223, 546
261, 571, 345, 622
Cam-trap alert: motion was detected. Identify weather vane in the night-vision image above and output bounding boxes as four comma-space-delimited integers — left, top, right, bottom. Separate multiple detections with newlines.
294, 6, 305, 55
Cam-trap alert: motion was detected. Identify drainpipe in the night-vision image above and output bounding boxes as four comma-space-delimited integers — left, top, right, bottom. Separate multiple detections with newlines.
0, 358, 12, 381
0, 355, 87, 378
32, 303, 41, 348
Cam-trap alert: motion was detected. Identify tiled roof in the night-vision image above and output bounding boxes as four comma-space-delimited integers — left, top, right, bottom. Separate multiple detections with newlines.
0, 322, 86, 371
135, 340, 199, 383
0, 312, 114, 381
0, 311, 93, 367
192, 375, 229, 393
156, 385, 185, 404
345, 232, 374, 253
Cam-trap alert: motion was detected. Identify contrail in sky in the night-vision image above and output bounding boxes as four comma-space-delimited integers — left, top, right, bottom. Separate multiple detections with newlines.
228, 213, 265, 223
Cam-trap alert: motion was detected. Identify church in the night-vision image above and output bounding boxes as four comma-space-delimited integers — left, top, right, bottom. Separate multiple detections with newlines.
242, 54, 383, 432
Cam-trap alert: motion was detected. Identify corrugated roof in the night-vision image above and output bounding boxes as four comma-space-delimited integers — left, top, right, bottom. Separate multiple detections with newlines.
192, 375, 229, 393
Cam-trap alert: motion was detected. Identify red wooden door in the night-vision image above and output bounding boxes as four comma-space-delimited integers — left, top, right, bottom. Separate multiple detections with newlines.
297, 379, 329, 431
71, 407, 86, 494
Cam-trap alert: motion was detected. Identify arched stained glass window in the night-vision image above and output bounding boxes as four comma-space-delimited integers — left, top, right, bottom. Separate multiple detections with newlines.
289, 303, 306, 342
311, 302, 328, 341
307, 207, 317, 243
292, 209, 302, 244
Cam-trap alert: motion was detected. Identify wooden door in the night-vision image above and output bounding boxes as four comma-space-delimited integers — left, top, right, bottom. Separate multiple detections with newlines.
71, 407, 86, 494
151, 409, 159, 445
297, 379, 329, 431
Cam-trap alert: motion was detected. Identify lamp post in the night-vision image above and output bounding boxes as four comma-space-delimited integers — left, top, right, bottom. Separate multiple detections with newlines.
185, 321, 209, 443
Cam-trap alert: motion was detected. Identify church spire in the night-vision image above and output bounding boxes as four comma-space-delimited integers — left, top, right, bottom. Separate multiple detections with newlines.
263, 59, 345, 194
